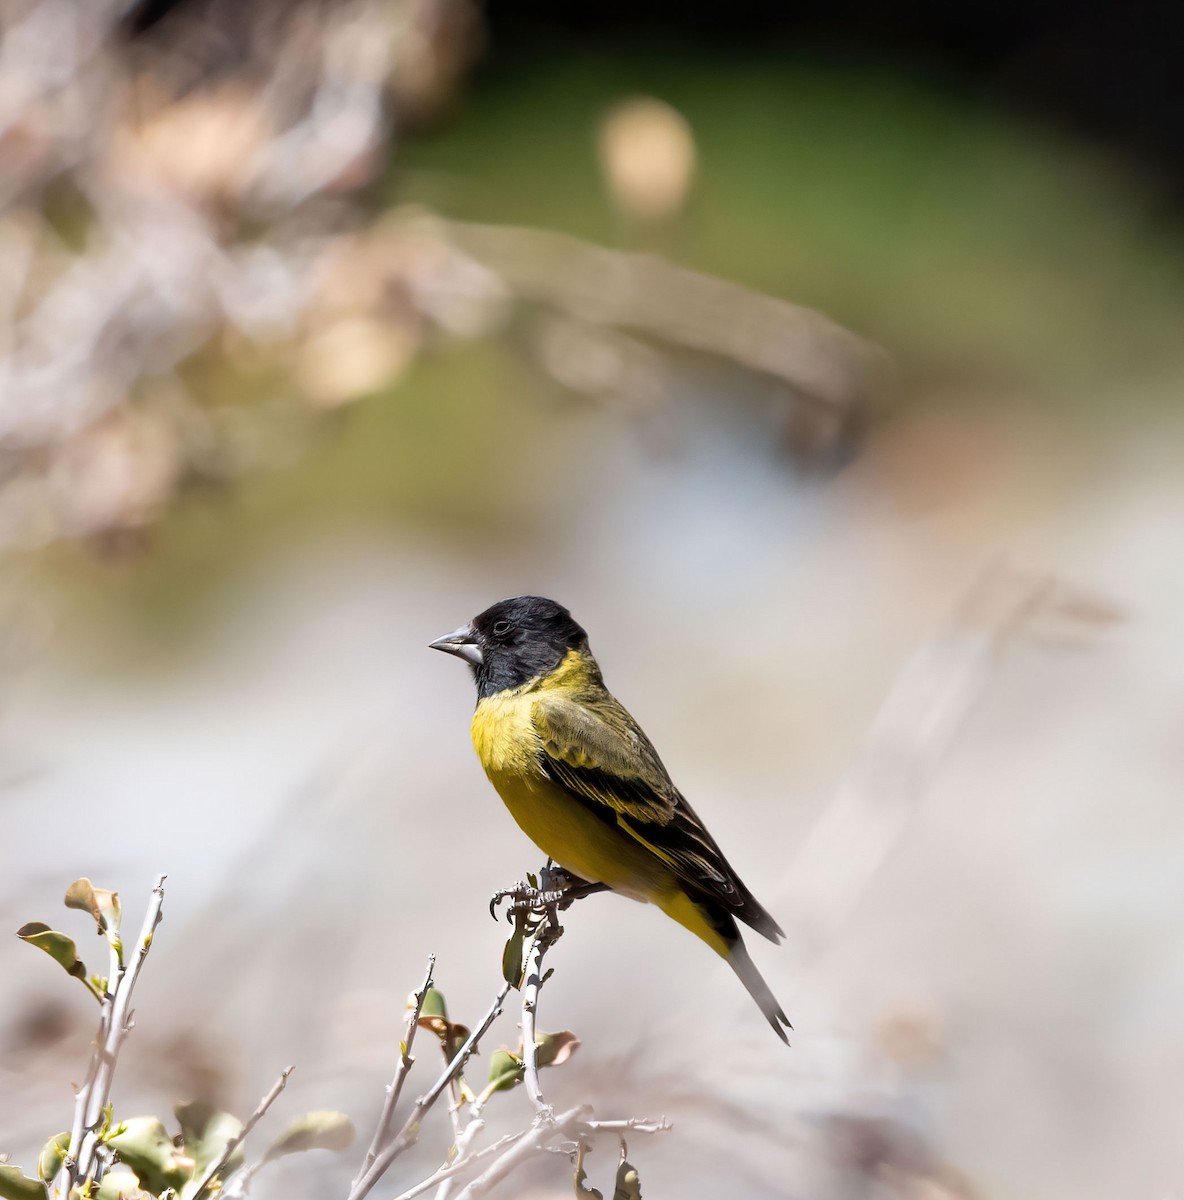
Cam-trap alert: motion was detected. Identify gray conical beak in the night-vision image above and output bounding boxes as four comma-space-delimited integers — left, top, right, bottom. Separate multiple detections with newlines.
429, 623, 483, 666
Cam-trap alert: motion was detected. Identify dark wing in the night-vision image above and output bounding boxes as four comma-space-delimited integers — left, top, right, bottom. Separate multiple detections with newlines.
532, 691, 678, 824
531, 693, 784, 941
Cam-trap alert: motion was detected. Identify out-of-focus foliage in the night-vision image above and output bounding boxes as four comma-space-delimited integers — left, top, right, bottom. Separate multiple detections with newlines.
9, 879, 355, 1200
8, 876, 648, 1200
0, 0, 885, 570
0, 0, 482, 553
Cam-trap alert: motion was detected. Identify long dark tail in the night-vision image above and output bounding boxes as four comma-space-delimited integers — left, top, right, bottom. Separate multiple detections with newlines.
727, 936, 792, 1044
657, 886, 791, 1043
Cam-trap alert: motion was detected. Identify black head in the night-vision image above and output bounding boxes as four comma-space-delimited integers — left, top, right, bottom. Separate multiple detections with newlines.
430, 595, 590, 698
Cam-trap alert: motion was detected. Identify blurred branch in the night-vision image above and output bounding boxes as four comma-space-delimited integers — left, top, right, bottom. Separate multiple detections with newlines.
777, 561, 1122, 968
439, 219, 887, 414
0, 0, 883, 554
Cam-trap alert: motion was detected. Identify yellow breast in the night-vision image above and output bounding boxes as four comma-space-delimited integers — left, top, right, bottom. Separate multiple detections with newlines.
470, 685, 541, 776
469, 654, 653, 898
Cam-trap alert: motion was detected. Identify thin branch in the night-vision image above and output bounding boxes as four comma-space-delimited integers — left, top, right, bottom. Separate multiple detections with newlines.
346, 979, 513, 1200
776, 563, 1076, 974
383, 1130, 521, 1200
353, 956, 436, 1188
189, 1065, 294, 1200
450, 1106, 670, 1200
60, 1016, 106, 1196
439, 219, 886, 413
65, 874, 166, 1191
434, 1117, 485, 1200
450, 1109, 587, 1200
583, 1117, 672, 1134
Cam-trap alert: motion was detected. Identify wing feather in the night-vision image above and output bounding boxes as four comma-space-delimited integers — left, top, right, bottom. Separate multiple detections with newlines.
531, 693, 784, 941
532, 694, 677, 824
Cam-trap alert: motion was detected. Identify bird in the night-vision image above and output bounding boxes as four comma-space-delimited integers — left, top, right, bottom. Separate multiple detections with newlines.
430, 594, 791, 1042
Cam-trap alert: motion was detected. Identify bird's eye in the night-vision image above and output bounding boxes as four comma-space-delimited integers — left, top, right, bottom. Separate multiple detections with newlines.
492, 620, 512, 636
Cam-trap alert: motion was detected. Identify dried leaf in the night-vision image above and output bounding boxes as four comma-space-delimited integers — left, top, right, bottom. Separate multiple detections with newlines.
572, 1142, 602, 1200
613, 1149, 642, 1200
64, 879, 122, 937
416, 989, 468, 1057
260, 1112, 355, 1164
0, 1163, 47, 1200
536, 1031, 581, 1069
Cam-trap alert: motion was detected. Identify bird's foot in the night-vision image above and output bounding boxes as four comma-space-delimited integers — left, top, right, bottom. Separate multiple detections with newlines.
488, 866, 609, 923
488, 879, 536, 921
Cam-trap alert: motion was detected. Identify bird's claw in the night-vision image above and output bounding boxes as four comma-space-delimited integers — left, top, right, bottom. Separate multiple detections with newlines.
489, 866, 609, 923
488, 878, 569, 922
489, 880, 539, 921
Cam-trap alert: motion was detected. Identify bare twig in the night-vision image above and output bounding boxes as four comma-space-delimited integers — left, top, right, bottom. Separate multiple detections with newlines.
345, 979, 513, 1200
189, 1065, 294, 1200
385, 1131, 521, 1200
776, 563, 1094, 973
450, 1110, 588, 1200
62, 874, 166, 1194
584, 1116, 672, 1134
433, 1118, 486, 1200
448, 1105, 669, 1200
353, 955, 436, 1189
439, 220, 886, 413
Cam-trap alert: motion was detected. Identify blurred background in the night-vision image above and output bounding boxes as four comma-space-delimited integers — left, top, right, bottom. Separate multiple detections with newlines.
2, 0, 1183, 1196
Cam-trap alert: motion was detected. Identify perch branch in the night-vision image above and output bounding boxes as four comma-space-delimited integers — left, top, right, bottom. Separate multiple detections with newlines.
520, 915, 561, 1118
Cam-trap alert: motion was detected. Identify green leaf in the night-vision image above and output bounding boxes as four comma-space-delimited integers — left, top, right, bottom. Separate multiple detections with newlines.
64, 880, 122, 938
419, 987, 448, 1022
416, 989, 469, 1058
572, 1142, 602, 1200
16, 924, 93, 993
94, 1171, 151, 1200
501, 916, 528, 989
0, 1164, 47, 1200
612, 1153, 642, 1200
260, 1112, 355, 1164
36, 1133, 70, 1184
485, 1048, 524, 1095
535, 1030, 580, 1069
173, 1101, 243, 1175
107, 1117, 194, 1194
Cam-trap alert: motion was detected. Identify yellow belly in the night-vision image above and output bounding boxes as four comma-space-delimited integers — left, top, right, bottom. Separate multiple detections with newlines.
469, 673, 731, 956
482, 765, 664, 902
